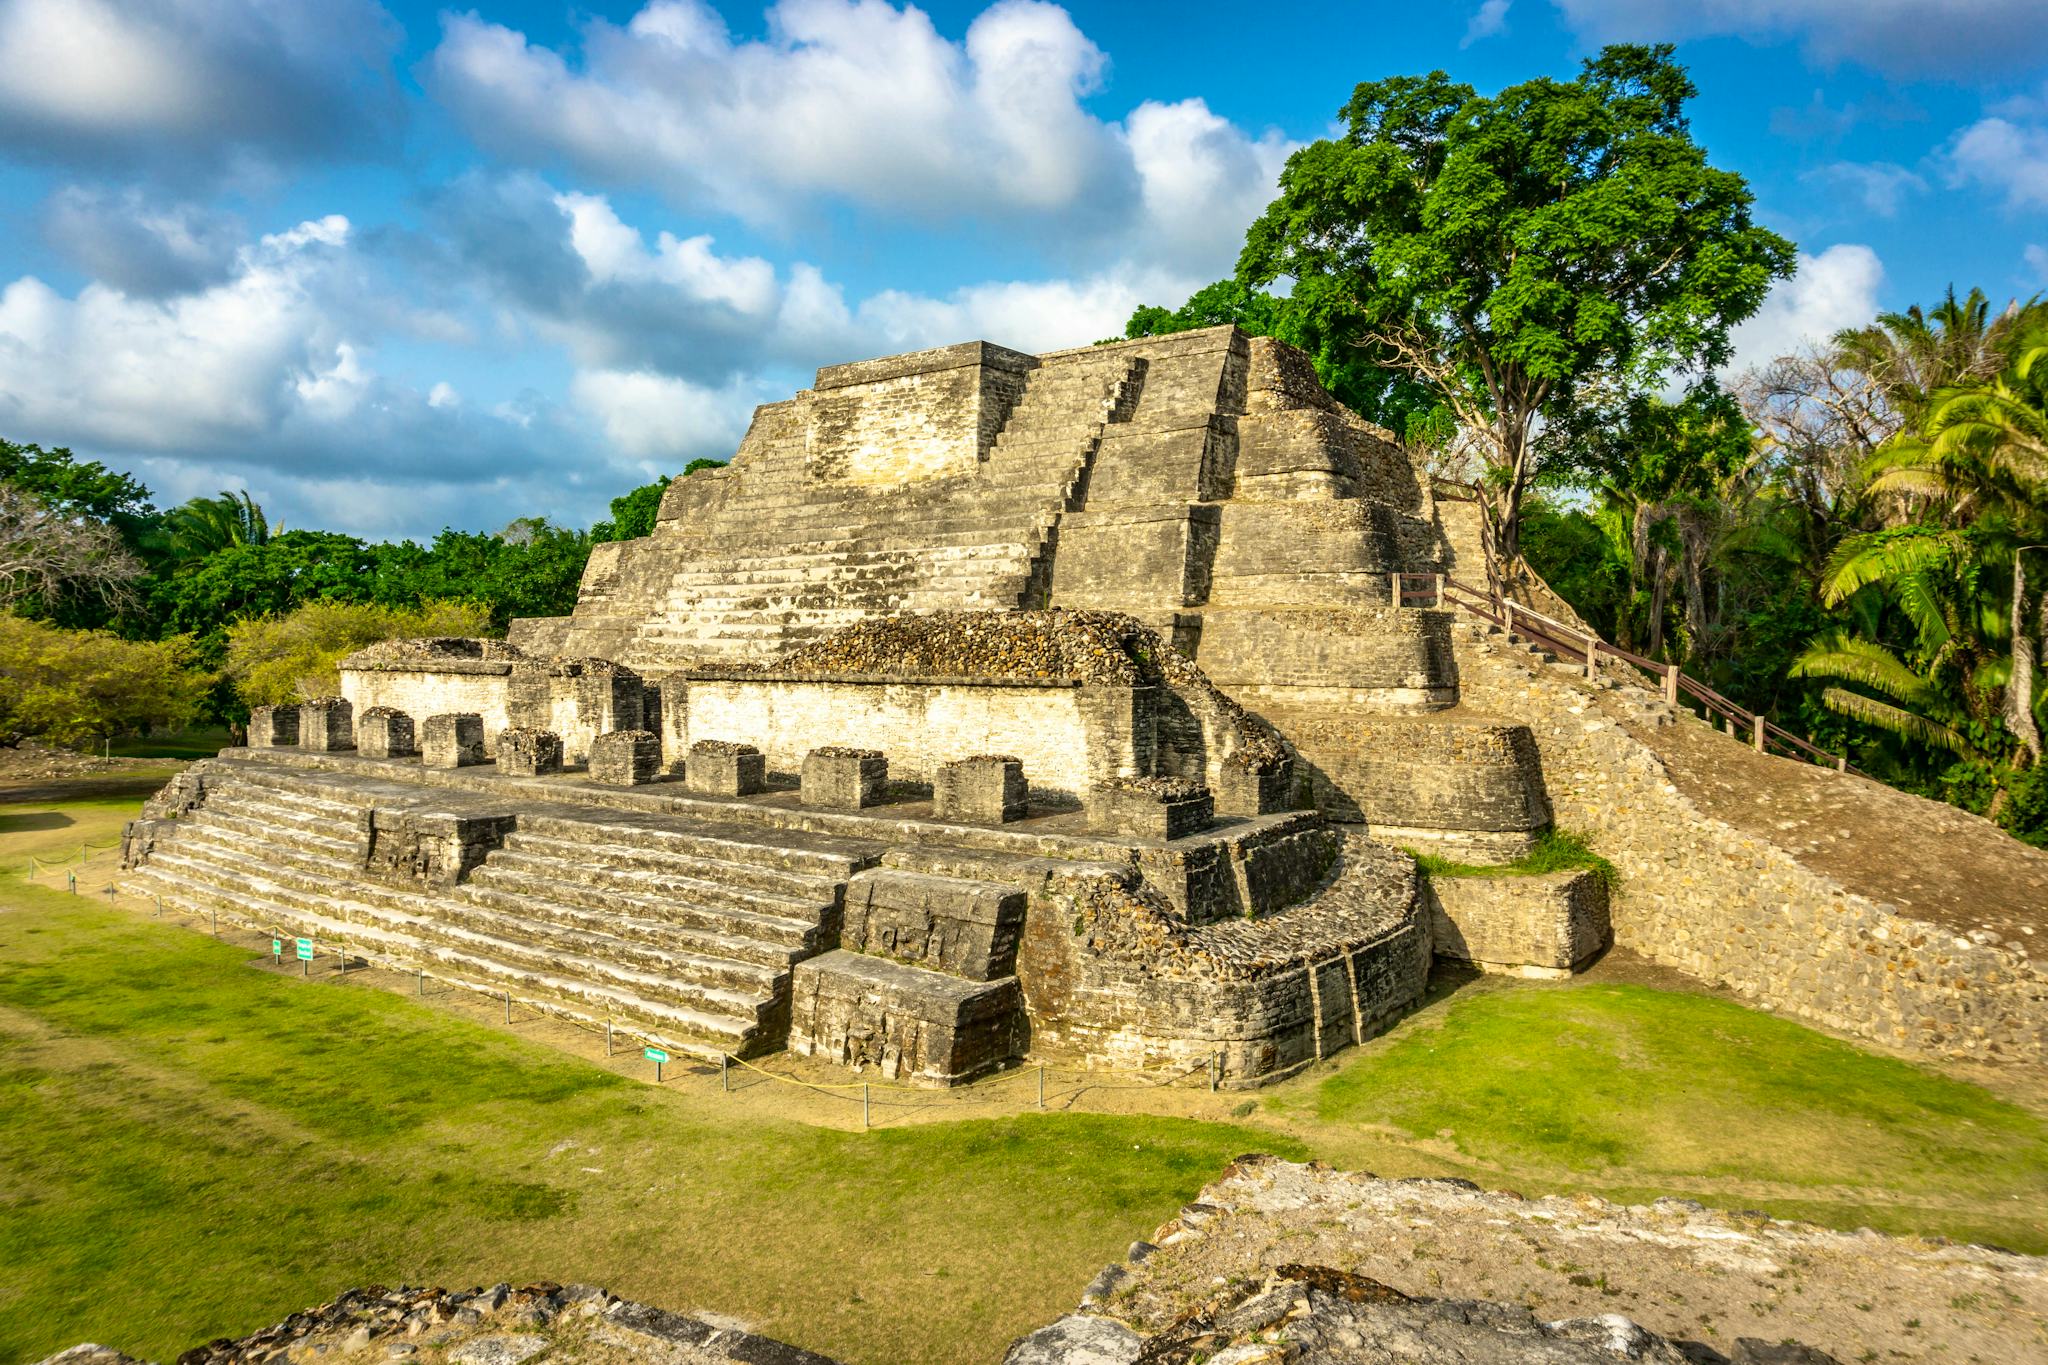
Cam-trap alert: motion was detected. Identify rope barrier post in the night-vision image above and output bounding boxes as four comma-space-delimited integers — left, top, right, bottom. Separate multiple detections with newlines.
417, 967, 424, 996
504, 991, 512, 1024
68, 871, 75, 895
154, 894, 162, 918
1209, 1052, 1218, 1092
721, 1053, 729, 1092
1037, 1063, 1044, 1111
606, 1022, 613, 1057
103, 882, 114, 902
862, 1083, 870, 1130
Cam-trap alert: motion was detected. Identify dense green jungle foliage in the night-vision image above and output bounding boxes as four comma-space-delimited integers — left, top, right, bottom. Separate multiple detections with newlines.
0, 442, 725, 736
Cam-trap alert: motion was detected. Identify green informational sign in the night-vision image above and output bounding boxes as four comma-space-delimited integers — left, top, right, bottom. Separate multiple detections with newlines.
643, 1046, 670, 1064
271, 939, 281, 956
295, 938, 313, 961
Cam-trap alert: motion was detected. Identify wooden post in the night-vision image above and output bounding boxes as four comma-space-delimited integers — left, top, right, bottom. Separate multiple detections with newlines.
1502, 601, 1515, 641
1584, 635, 1598, 680
1752, 715, 1766, 752
1662, 665, 1679, 705
1836, 754, 1847, 773
1388, 571, 1402, 605
1434, 572, 1446, 606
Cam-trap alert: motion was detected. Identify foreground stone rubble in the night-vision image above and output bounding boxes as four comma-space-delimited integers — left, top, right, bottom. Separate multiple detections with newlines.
1006, 1156, 2048, 1365
122, 325, 2045, 1086
34, 1283, 837, 1365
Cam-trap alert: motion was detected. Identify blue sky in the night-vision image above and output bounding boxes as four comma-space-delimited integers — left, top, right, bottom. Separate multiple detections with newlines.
0, 0, 2043, 541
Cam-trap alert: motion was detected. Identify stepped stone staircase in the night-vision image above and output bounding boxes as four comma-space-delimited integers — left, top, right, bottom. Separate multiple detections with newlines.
624, 351, 1143, 664
123, 759, 883, 1059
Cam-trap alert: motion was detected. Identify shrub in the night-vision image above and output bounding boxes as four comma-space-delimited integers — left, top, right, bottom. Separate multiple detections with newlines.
0, 615, 210, 746
224, 599, 492, 707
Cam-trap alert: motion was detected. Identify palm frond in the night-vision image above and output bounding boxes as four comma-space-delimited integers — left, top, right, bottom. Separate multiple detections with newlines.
1790, 637, 1934, 705
1817, 688, 1975, 756
1818, 527, 1962, 605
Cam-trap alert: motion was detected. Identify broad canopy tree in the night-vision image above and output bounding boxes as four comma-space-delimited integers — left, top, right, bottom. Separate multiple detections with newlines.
1237, 45, 1794, 571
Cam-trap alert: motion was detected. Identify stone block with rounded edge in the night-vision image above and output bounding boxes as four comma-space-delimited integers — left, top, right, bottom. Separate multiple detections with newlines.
1214, 759, 1293, 817
686, 739, 765, 796
1089, 776, 1215, 841
801, 746, 888, 809
249, 704, 298, 748
298, 697, 354, 752
933, 754, 1027, 824
591, 729, 661, 786
497, 726, 564, 778
422, 713, 487, 769
356, 707, 416, 759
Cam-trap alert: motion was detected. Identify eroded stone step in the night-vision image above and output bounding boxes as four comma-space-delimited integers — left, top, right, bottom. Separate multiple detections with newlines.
497, 830, 843, 901
464, 861, 829, 945
512, 812, 872, 880
124, 873, 754, 1058
133, 850, 777, 1027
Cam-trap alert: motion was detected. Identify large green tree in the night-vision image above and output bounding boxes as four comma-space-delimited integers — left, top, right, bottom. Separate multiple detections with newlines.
1237, 44, 1794, 568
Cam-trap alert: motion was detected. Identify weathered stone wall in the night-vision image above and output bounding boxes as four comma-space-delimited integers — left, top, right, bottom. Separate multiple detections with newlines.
806, 340, 1035, 485
676, 674, 1149, 800
1426, 869, 1611, 977
339, 666, 513, 757
1195, 606, 1459, 713
1457, 637, 2047, 1062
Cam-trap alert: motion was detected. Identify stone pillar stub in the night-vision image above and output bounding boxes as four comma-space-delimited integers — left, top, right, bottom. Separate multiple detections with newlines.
298, 697, 354, 752
801, 747, 888, 809
933, 755, 1027, 824
357, 707, 416, 759
590, 730, 661, 786
422, 713, 486, 769
249, 704, 298, 748
686, 740, 766, 797
498, 727, 564, 778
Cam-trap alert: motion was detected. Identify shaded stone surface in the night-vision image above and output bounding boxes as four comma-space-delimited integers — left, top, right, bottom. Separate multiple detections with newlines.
356, 706, 415, 759
800, 746, 887, 809
496, 727, 564, 779
298, 698, 353, 752
589, 730, 660, 786
422, 713, 486, 768
933, 754, 1027, 824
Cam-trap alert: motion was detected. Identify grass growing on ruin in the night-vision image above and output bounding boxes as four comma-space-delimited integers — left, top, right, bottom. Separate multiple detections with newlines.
1300, 977, 2048, 1250
1407, 829, 1617, 887
0, 873, 1298, 1365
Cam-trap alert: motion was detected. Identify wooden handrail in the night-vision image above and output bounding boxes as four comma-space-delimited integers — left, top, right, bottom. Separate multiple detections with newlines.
1401, 569, 1859, 776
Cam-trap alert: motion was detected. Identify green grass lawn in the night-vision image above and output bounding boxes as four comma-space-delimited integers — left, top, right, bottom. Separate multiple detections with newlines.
3, 779, 2046, 1364
106, 726, 231, 760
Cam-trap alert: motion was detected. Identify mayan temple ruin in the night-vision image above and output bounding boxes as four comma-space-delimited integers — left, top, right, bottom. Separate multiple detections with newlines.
122, 325, 2047, 1083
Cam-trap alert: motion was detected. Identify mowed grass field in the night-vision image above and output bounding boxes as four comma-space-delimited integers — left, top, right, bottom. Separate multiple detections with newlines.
3, 775, 2046, 1365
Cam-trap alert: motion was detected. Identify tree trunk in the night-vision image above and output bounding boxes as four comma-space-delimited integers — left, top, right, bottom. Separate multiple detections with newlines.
1646, 544, 1672, 660
2008, 555, 2043, 764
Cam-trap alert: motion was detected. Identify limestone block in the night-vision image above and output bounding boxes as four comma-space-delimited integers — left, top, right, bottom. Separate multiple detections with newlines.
1426, 868, 1612, 977
497, 726, 564, 778
298, 697, 354, 752
590, 730, 661, 786
365, 807, 515, 887
801, 746, 887, 809
843, 868, 1027, 981
1214, 760, 1293, 818
686, 739, 765, 796
933, 754, 1026, 824
421, 713, 487, 769
1090, 777, 1214, 841
356, 707, 416, 759
789, 949, 1023, 1086
249, 704, 298, 748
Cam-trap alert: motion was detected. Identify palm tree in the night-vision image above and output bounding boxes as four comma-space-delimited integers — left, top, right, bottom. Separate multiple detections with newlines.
1796, 326, 2048, 784
165, 490, 275, 566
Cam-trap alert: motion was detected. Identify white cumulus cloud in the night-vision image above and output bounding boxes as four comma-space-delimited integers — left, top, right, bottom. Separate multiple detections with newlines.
1946, 116, 2048, 211
0, 0, 401, 170
1726, 243, 1885, 374
428, 0, 1290, 278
